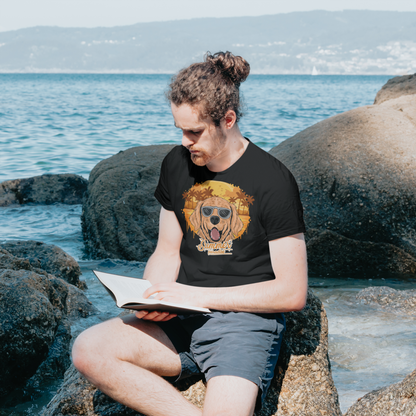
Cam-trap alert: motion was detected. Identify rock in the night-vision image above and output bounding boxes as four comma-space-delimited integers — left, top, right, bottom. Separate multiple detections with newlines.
25, 320, 72, 391
82, 145, 175, 261
344, 369, 416, 416
42, 290, 341, 416
374, 73, 416, 104
0, 240, 84, 288
306, 230, 416, 277
0, 173, 87, 207
0, 269, 69, 398
0, 248, 98, 399
356, 286, 416, 316
269, 94, 416, 277
259, 289, 341, 416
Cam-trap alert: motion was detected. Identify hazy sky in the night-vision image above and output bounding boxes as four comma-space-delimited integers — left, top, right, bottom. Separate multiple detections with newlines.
1, 0, 416, 32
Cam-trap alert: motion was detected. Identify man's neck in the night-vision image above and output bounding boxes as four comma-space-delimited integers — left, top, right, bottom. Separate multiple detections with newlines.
206, 128, 249, 173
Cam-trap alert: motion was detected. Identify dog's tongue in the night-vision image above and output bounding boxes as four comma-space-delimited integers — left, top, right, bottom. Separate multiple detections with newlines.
210, 228, 220, 241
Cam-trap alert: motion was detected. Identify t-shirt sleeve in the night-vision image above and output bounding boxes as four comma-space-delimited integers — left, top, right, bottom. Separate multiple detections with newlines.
154, 155, 174, 211
260, 165, 306, 241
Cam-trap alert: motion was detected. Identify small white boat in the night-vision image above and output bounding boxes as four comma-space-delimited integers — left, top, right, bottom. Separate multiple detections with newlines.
311, 66, 318, 76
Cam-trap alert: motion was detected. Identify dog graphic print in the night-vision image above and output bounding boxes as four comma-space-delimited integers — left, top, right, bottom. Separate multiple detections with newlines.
182, 180, 254, 256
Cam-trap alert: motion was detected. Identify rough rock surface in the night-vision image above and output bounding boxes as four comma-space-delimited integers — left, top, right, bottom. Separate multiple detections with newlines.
344, 369, 416, 416
356, 286, 416, 316
42, 290, 341, 416
374, 73, 416, 104
269, 94, 416, 277
82, 145, 175, 261
0, 174, 87, 207
0, 240, 84, 288
0, 249, 98, 399
0, 269, 70, 398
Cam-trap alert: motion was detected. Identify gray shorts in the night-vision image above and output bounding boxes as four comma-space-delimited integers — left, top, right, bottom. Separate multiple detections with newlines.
157, 311, 285, 412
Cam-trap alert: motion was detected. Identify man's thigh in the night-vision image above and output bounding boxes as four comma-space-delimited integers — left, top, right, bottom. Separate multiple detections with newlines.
203, 376, 258, 416
72, 313, 182, 378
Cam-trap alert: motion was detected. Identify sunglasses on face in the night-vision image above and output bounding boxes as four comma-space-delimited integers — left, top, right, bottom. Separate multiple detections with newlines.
201, 206, 232, 219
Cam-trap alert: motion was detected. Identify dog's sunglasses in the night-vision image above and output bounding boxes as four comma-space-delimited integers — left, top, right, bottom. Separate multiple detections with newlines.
201, 206, 232, 219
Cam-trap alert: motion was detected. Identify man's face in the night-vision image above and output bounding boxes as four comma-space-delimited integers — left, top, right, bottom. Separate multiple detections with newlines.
171, 103, 226, 167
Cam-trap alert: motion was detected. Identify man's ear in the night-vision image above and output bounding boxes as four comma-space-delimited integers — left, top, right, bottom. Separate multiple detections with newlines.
223, 110, 237, 130
190, 201, 203, 233
230, 204, 243, 238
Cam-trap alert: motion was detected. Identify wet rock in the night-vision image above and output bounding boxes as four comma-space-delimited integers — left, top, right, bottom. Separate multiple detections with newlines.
269, 94, 416, 277
0, 240, 84, 288
374, 73, 416, 104
0, 173, 87, 207
0, 269, 69, 398
357, 286, 416, 316
82, 145, 175, 261
25, 320, 72, 391
42, 290, 341, 416
0, 248, 98, 399
344, 369, 416, 416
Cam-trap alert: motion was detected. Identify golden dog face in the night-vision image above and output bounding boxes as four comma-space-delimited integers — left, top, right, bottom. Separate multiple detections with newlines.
189, 196, 243, 243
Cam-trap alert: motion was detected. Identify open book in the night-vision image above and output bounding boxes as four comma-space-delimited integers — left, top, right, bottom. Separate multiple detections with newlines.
93, 270, 211, 314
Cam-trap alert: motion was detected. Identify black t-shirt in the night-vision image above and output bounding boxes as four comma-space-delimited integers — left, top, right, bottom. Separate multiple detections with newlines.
154, 140, 305, 288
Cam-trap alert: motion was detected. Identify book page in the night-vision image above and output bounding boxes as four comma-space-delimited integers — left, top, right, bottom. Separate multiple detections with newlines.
93, 271, 152, 305
93, 270, 211, 313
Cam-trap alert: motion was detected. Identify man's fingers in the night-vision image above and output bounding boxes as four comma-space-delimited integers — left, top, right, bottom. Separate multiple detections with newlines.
135, 310, 149, 319
135, 310, 177, 321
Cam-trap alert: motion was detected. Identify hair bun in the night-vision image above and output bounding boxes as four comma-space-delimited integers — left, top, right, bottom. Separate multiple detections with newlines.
205, 51, 250, 85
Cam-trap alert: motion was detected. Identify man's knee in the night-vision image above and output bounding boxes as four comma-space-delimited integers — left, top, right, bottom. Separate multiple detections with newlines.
71, 325, 102, 376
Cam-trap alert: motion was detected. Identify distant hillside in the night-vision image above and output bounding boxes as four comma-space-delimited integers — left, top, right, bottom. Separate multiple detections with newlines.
0, 10, 415, 74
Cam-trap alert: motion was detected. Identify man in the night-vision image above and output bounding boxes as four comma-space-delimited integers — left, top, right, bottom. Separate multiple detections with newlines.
72, 51, 308, 416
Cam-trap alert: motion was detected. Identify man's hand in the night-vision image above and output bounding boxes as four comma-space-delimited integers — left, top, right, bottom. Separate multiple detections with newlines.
143, 282, 202, 307
135, 282, 202, 321
135, 310, 177, 322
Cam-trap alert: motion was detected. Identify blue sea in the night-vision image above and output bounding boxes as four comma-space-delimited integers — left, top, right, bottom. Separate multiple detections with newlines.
1, 74, 416, 415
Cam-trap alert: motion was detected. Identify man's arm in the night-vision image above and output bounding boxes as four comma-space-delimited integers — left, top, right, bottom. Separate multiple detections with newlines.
142, 207, 183, 285
144, 233, 308, 314
135, 207, 183, 321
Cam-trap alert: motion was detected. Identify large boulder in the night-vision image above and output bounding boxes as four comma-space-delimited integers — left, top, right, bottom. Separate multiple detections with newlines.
82, 145, 174, 261
269, 93, 416, 277
0, 174, 87, 207
42, 290, 342, 416
0, 240, 84, 288
374, 73, 416, 104
344, 369, 416, 416
0, 249, 98, 399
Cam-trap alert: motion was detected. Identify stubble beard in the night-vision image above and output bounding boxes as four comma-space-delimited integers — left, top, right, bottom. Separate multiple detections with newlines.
190, 127, 227, 166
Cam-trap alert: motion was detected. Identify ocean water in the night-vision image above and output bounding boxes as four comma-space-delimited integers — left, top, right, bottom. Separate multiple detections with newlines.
0, 73, 388, 181
1, 74, 416, 415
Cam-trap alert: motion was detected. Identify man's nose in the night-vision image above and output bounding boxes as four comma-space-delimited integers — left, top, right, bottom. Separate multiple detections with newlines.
182, 133, 195, 148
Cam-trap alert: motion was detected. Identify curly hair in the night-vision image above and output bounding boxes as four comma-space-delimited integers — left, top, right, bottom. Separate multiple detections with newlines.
166, 51, 250, 126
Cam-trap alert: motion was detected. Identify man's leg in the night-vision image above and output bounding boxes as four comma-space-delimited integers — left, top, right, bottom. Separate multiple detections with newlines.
72, 314, 201, 416
202, 376, 258, 416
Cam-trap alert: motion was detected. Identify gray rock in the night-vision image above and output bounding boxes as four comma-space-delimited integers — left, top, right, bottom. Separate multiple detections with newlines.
42, 290, 341, 416
0, 240, 84, 288
356, 286, 416, 316
82, 145, 175, 261
374, 73, 416, 105
269, 94, 416, 277
0, 174, 87, 207
344, 369, 416, 416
